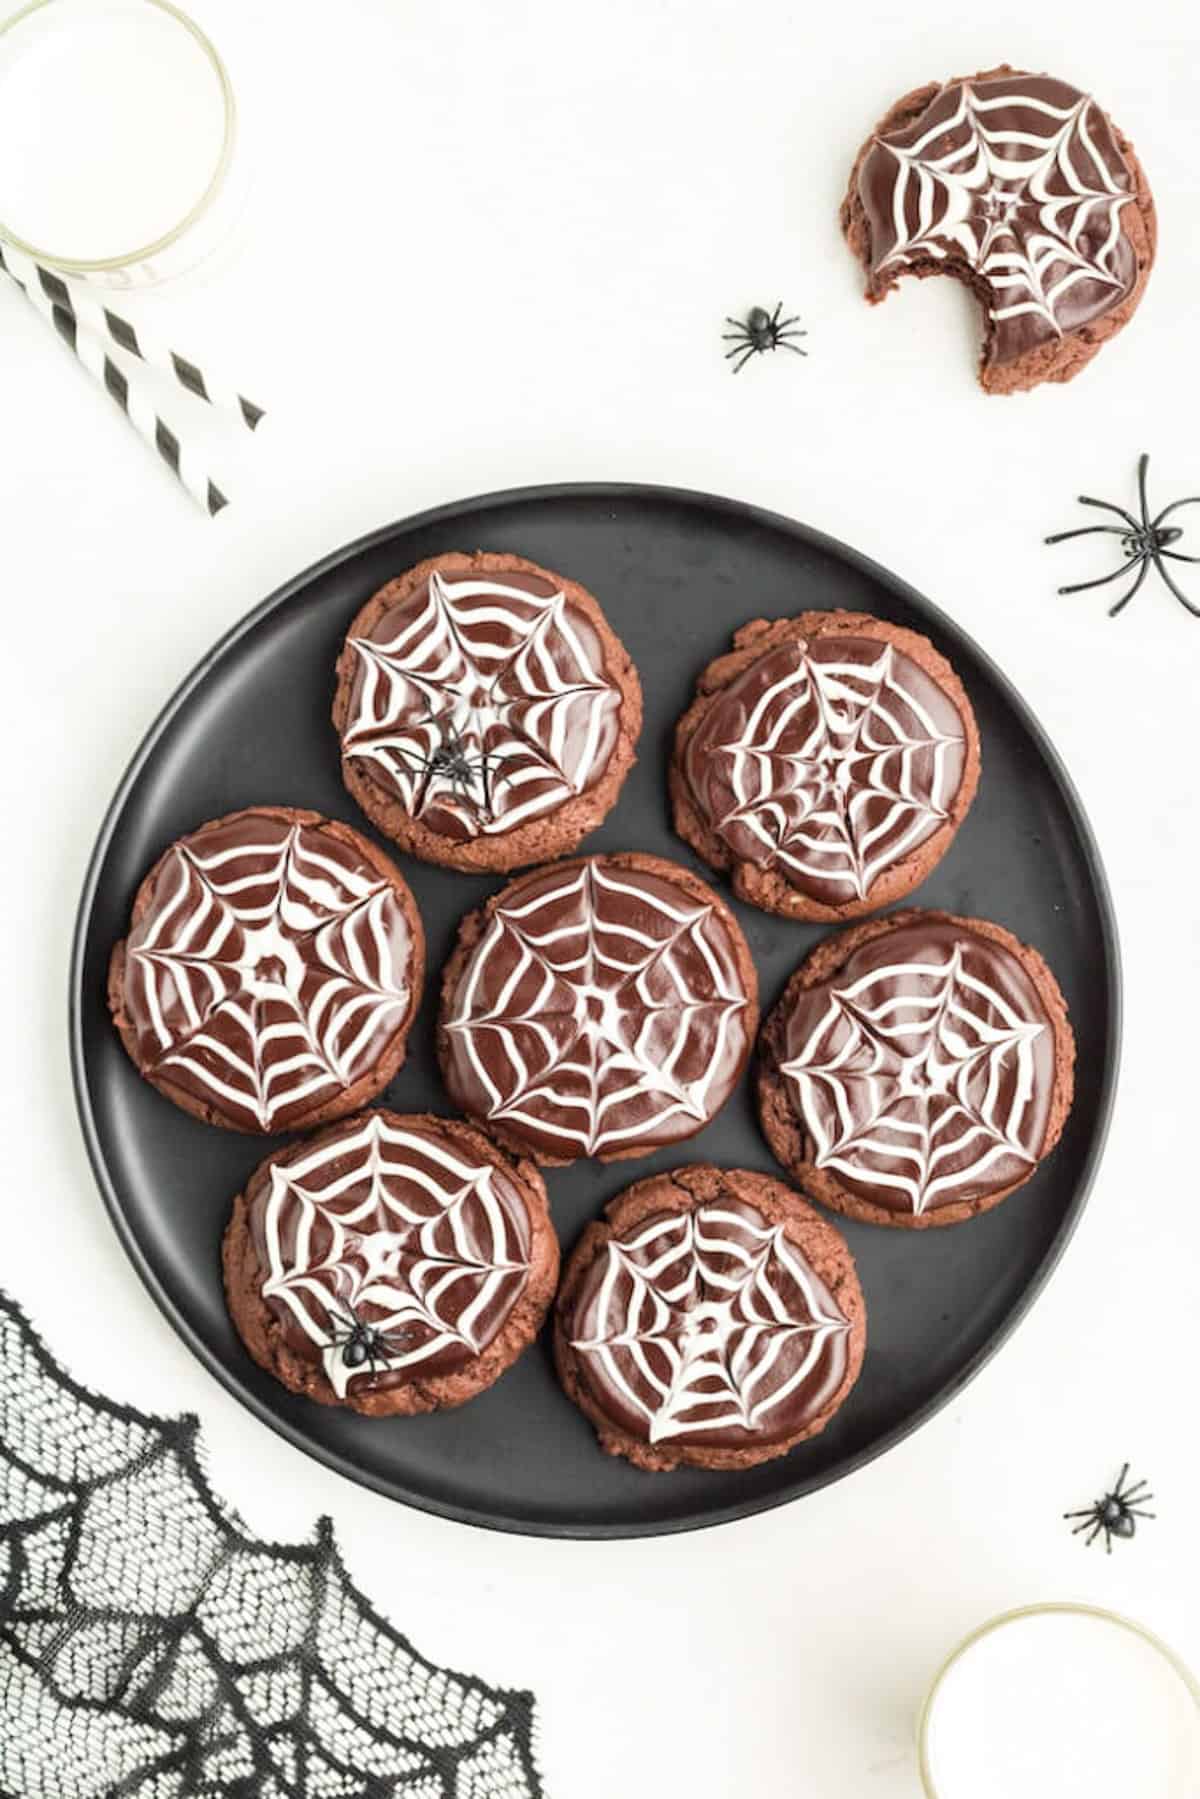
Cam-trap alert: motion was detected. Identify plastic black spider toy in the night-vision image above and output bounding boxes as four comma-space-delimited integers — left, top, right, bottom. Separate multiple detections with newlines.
1064, 1463, 1155, 1553
394, 722, 516, 812
1046, 452, 1200, 618
428, 736, 480, 785
723, 301, 808, 374
326, 1307, 390, 1374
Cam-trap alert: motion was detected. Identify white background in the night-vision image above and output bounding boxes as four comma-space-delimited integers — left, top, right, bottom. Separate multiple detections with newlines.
2, 2, 1199, 1793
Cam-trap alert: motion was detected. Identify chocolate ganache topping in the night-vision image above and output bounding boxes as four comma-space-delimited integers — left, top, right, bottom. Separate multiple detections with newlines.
442, 858, 753, 1160
858, 73, 1138, 366
119, 812, 418, 1131
568, 1199, 852, 1448
248, 1114, 532, 1397
775, 921, 1055, 1215
685, 633, 966, 906
341, 567, 623, 840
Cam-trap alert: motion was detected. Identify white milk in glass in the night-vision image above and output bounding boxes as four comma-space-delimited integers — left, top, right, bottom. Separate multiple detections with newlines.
0, 0, 226, 259
925, 1610, 1200, 1799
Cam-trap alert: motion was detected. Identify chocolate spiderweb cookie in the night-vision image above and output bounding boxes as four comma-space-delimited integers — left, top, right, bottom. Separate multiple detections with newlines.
438, 853, 758, 1166
108, 806, 424, 1134
223, 1110, 558, 1416
671, 611, 980, 923
841, 65, 1156, 394
333, 551, 642, 873
555, 1166, 866, 1472
757, 909, 1075, 1229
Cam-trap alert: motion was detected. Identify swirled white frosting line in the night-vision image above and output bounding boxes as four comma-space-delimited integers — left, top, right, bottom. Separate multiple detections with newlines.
343, 570, 620, 836
127, 821, 413, 1130
444, 861, 749, 1157
874, 79, 1132, 340
259, 1114, 531, 1397
571, 1204, 850, 1443
697, 639, 962, 902
780, 943, 1047, 1213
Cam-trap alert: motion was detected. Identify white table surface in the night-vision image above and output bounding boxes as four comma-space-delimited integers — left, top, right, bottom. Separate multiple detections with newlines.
2, 2, 1198, 1793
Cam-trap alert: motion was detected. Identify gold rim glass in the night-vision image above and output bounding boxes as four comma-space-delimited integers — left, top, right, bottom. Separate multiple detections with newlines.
918, 1601, 1200, 1798
0, 0, 235, 273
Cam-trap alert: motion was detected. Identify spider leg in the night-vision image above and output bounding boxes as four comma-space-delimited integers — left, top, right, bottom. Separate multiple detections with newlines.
1108, 556, 1152, 617
771, 301, 783, 325
1127, 1506, 1157, 1519
410, 757, 441, 815
723, 319, 749, 333
730, 345, 757, 373
779, 341, 809, 357
1076, 496, 1142, 530
1137, 452, 1153, 532
1113, 1462, 1132, 1497
1045, 524, 1130, 544
775, 315, 804, 331
1159, 549, 1200, 564
722, 330, 750, 342
1149, 554, 1200, 617
1152, 495, 1200, 528
724, 342, 755, 362
1064, 1505, 1099, 1519
1069, 1514, 1102, 1535
1103, 1525, 1113, 1555
1057, 554, 1149, 596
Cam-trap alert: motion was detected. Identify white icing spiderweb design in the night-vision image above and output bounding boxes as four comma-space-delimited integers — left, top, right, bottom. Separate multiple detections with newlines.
780, 943, 1048, 1214
571, 1205, 850, 1445
343, 571, 620, 837
260, 1116, 531, 1398
0, 1291, 542, 1798
874, 78, 1133, 344
445, 862, 750, 1158
699, 641, 962, 904
126, 821, 414, 1131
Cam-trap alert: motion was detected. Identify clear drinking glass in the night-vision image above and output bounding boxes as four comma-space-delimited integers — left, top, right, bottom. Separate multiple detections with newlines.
0, 0, 238, 286
918, 1603, 1200, 1799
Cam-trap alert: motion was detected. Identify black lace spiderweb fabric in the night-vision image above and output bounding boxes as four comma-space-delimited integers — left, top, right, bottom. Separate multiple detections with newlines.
0, 1292, 543, 1799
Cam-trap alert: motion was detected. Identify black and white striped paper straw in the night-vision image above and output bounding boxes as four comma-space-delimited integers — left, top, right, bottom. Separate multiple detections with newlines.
17, 250, 263, 430
0, 243, 228, 513
0, 240, 262, 512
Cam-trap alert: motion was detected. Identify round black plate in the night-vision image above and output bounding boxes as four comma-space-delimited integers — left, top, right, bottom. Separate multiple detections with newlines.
71, 485, 1120, 1538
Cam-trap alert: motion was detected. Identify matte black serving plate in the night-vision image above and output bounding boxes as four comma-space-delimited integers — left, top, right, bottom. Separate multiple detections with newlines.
71, 485, 1120, 1538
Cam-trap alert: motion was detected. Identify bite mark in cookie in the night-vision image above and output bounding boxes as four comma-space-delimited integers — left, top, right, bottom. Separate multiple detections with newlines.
840, 66, 1156, 393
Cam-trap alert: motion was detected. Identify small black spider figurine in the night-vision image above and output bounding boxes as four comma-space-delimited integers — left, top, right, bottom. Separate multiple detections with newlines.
723, 301, 808, 374
1046, 452, 1200, 618
327, 1307, 389, 1375
428, 731, 483, 789
396, 721, 514, 813
1064, 1463, 1156, 1554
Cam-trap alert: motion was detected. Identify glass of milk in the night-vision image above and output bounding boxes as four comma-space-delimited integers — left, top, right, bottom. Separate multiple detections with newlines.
919, 1604, 1200, 1799
0, 0, 236, 284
